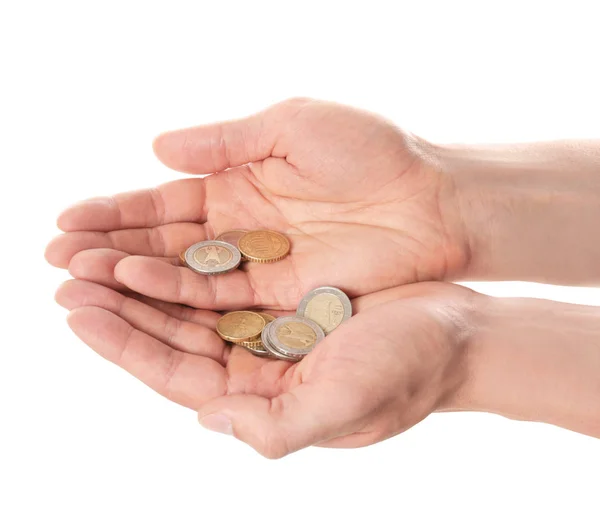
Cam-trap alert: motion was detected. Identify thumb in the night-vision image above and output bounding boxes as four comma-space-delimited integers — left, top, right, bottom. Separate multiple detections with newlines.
197, 381, 361, 459
152, 97, 311, 175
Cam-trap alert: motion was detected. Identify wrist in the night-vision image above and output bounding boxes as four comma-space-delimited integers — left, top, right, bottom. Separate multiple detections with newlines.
434, 141, 600, 284
447, 294, 600, 437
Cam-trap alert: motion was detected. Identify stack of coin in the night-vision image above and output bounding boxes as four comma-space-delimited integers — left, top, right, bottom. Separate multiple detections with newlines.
216, 311, 273, 357
261, 316, 325, 360
296, 286, 352, 335
180, 229, 290, 275
216, 286, 353, 362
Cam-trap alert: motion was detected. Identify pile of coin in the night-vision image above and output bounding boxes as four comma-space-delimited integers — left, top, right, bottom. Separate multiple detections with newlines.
180, 230, 353, 361
216, 286, 353, 362
180, 229, 290, 275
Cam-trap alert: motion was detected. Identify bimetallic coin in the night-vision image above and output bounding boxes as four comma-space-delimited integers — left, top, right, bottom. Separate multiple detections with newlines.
184, 240, 241, 275
296, 286, 352, 334
268, 316, 324, 359
238, 230, 290, 263
217, 311, 266, 343
261, 322, 297, 361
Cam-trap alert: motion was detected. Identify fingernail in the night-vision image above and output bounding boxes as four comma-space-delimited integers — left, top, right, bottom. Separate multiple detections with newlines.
199, 413, 233, 435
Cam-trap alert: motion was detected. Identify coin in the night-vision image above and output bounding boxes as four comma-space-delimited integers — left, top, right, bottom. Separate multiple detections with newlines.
240, 337, 267, 349
178, 251, 187, 266
257, 312, 275, 325
238, 312, 276, 357
268, 316, 324, 359
217, 311, 266, 343
261, 322, 297, 361
238, 340, 271, 357
296, 286, 352, 334
238, 230, 290, 263
215, 229, 247, 248
184, 240, 241, 275
215, 230, 249, 261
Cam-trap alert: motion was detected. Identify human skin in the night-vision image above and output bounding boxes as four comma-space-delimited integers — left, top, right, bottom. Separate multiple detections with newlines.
54, 279, 600, 458
45, 99, 600, 455
44, 98, 600, 311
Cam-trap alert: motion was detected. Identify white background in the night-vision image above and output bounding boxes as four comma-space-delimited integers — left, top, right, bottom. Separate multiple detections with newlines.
2, 1, 599, 518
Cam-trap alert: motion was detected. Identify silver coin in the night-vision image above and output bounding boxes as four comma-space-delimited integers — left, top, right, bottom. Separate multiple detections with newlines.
184, 240, 241, 275
268, 316, 324, 359
238, 343, 271, 358
261, 323, 297, 361
296, 286, 352, 334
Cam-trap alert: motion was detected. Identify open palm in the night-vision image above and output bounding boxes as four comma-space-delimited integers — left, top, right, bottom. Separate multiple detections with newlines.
47, 98, 468, 310
56, 279, 473, 457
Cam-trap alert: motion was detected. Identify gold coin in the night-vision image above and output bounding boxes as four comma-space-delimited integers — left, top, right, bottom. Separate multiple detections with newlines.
239, 338, 268, 351
240, 338, 263, 348
257, 312, 275, 325
178, 251, 187, 266
217, 311, 266, 343
238, 230, 290, 263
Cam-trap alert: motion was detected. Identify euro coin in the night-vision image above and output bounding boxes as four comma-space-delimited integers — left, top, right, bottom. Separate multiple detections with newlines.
217, 311, 266, 343
215, 230, 249, 261
215, 229, 247, 248
238, 340, 271, 357
184, 240, 241, 275
261, 322, 297, 361
296, 286, 352, 334
238, 230, 290, 263
257, 312, 276, 325
268, 316, 324, 359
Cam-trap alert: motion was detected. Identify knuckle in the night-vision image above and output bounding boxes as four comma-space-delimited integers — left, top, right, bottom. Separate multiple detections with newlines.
282, 96, 313, 108
257, 439, 289, 460
274, 97, 315, 119
147, 227, 167, 256
148, 188, 166, 224
255, 428, 292, 460
163, 315, 182, 347
209, 125, 229, 171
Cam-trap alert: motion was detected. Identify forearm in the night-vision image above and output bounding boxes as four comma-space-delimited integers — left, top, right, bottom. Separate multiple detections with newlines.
449, 295, 600, 438
438, 140, 600, 285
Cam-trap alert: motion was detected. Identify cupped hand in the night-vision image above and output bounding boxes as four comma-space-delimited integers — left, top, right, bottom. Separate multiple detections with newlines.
46, 98, 469, 310
56, 279, 477, 458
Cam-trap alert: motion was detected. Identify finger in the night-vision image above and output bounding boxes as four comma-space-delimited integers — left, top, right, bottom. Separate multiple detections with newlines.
67, 307, 227, 409
67, 249, 221, 325
45, 222, 206, 268
69, 249, 133, 291
68, 249, 178, 290
197, 379, 364, 459
69, 249, 130, 291
58, 280, 227, 362
129, 294, 222, 328
114, 256, 260, 310
152, 98, 310, 174
57, 178, 208, 232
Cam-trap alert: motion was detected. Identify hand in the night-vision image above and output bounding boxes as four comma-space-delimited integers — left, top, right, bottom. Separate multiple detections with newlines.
55, 279, 475, 458
46, 98, 469, 310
